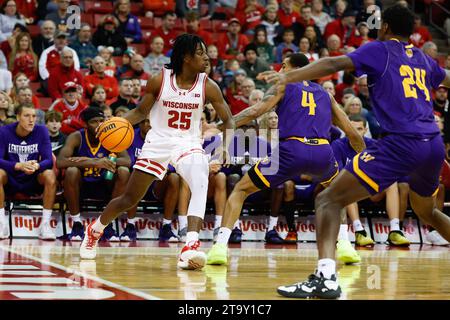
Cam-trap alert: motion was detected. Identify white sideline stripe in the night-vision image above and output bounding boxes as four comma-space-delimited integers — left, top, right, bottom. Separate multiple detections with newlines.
0, 246, 160, 300
0, 265, 39, 270
0, 270, 55, 275
0, 277, 78, 284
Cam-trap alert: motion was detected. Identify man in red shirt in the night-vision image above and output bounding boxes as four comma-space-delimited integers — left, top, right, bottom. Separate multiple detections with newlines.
152, 11, 179, 55
278, 0, 301, 28
83, 56, 119, 102
185, 11, 214, 46
410, 15, 432, 49
229, 77, 255, 115
217, 18, 249, 61
236, 0, 265, 34
118, 54, 150, 94
324, 9, 357, 47
47, 48, 84, 100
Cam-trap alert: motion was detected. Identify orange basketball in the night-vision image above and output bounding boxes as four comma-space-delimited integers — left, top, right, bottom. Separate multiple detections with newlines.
98, 117, 134, 153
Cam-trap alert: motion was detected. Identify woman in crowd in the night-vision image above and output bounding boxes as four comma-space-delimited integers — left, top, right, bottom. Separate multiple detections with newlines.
8, 32, 38, 81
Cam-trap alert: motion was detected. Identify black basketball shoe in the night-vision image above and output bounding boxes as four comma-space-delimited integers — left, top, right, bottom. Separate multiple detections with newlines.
277, 272, 341, 299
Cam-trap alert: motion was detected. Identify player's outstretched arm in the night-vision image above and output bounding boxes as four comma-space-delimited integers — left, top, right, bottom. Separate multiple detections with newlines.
259, 56, 354, 85
123, 73, 162, 126
232, 84, 285, 128
329, 93, 365, 153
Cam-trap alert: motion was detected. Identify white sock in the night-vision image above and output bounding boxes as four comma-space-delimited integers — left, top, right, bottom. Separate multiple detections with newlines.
390, 218, 400, 231
178, 215, 187, 230
185, 231, 199, 245
127, 217, 136, 225
233, 220, 240, 230
42, 209, 52, 224
71, 213, 81, 223
353, 219, 364, 232
92, 218, 107, 233
268, 216, 278, 231
163, 218, 172, 226
214, 215, 222, 230
0, 208, 5, 222
338, 224, 349, 241
216, 227, 232, 245
317, 258, 336, 279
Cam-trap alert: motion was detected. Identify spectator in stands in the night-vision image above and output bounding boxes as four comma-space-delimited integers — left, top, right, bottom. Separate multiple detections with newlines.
410, 15, 432, 49
0, 91, 14, 125
207, 44, 224, 83
322, 80, 335, 96
236, 0, 265, 35
8, 32, 38, 81
275, 28, 298, 63
45, 110, 65, 156
334, 71, 357, 104
84, 56, 119, 102
11, 72, 39, 108
292, 4, 321, 44
109, 78, 136, 113
102, 105, 113, 120
304, 25, 324, 52
44, 0, 71, 34
152, 11, 180, 56
119, 54, 149, 93
252, 26, 275, 64
330, 0, 347, 19
69, 23, 97, 69
347, 21, 372, 48
89, 85, 107, 109
220, 59, 241, 91
324, 8, 357, 46
98, 46, 116, 77
0, 67, 12, 95
131, 78, 141, 103
326, 34, 343, 56
48, 82, 87, 135
175, 0, 215, 19
114, 106, 129, 117
0, 22, 28, 62
341, 87, 355, 107
311, 0, 333, 35
240, 43, 271, 90
115, 47, 135, 80
433, 86, 448, 117
0, 0, 25, 43
224, 68, 246, 108
299, 37, 319, 62
230, 77, 255, 115
47, 47, 84, 100
92, 15, 127, 57
422, 41, 438, 61
56, 107, 131, 241
217, 18, 249, 61
185, 11, 213, 46
32, 20, 55, 58
0, 104, 57, 240
144, 0, 175, 17
355, 0, 379, 39
39, 30, 80, 91
278, 0, 300, 28
15, 86, 45, 124
114, 0, 142, 44
261, 3, 281, 46
16, 0, 37, 25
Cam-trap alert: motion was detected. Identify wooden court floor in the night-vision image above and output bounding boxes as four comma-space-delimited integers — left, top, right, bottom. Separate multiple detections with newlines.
0, 239, 449, 300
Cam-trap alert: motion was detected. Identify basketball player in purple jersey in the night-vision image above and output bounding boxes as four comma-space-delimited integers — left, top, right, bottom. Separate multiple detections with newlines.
261, 4, 450, 298
206, 53, 365, 267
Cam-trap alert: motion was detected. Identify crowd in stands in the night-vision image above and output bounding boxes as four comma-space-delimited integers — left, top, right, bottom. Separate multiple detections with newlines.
0, 0, 449, 246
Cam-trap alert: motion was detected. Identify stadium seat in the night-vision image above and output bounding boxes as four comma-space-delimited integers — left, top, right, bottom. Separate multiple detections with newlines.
84, 1, 113, 14
212, 20, 228, 32
28, 25, 40, 38
130, 43, 148, 56
38, 97, 54, 111
174, 19, 186, 31
80, 13, 94, 26
130, 2, 143, 16
142, 29, 154, 42
112, 56, 123, 66
137, 17, 153, 29
94, 14, 104, 27
200, 19, 213, 32
153, 17, 163, 29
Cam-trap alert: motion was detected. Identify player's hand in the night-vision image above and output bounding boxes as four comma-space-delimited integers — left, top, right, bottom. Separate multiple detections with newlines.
68, 156, 91, 162
96, 158, 116, 172
15, 162, 37, 174
257, 71, 287, 85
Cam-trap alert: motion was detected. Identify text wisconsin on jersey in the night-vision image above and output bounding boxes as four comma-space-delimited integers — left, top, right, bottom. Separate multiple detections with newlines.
162, 100, 200, 109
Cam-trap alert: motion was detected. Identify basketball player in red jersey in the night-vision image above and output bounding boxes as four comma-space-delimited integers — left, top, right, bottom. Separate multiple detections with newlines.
80, 34, 235, 271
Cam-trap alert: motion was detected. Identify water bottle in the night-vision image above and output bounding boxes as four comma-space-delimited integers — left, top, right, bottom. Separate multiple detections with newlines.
104, 153, 117, 180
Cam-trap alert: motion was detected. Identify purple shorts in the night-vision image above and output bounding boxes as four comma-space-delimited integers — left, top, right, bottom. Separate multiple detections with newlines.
5, 174, 42, 196
248, 138, 338, 189
345, 134, 444, 197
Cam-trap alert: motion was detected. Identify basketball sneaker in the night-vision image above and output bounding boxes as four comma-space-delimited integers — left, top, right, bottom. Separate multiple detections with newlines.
178, 227, 187, 243
119, 223, 137, 242
426, 230, 449, 246
284, 231, 298, 243
336, 239, 361, 264
159, 224, 179, 242
355, 230, 374, 246
39, 221, 56, 240
265, 228, 284, 244
387, 230, 410, 246
277, 272, 341, 299
0, 219, 8, 239
177, 240, 207, 270
101, 224, 119, 242
229, 227, 242, 243
80, 221, 103, 259
69, 221, 85, 241
206, 243, 228, 265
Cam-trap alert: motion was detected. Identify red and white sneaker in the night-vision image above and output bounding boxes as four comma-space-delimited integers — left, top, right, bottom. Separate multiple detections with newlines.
177, 240, 207, 270
80, 221, 103, 259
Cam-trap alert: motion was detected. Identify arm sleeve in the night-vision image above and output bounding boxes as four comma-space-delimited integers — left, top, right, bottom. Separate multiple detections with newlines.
38, 48, 50, 80
38, 127, 53, 171
0, 128, 17, 173
346, 41, 388, 79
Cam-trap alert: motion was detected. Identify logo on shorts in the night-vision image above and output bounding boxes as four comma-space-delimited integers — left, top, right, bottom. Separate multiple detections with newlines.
360, 152, 375, 163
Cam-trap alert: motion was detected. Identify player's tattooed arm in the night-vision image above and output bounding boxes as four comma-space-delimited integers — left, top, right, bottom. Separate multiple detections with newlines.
123, 73, 162, 125
231, 84, 285, 128
329, 93, 366, 153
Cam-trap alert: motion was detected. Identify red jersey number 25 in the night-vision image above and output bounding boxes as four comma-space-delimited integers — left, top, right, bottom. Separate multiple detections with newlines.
168, 110, 192, 130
